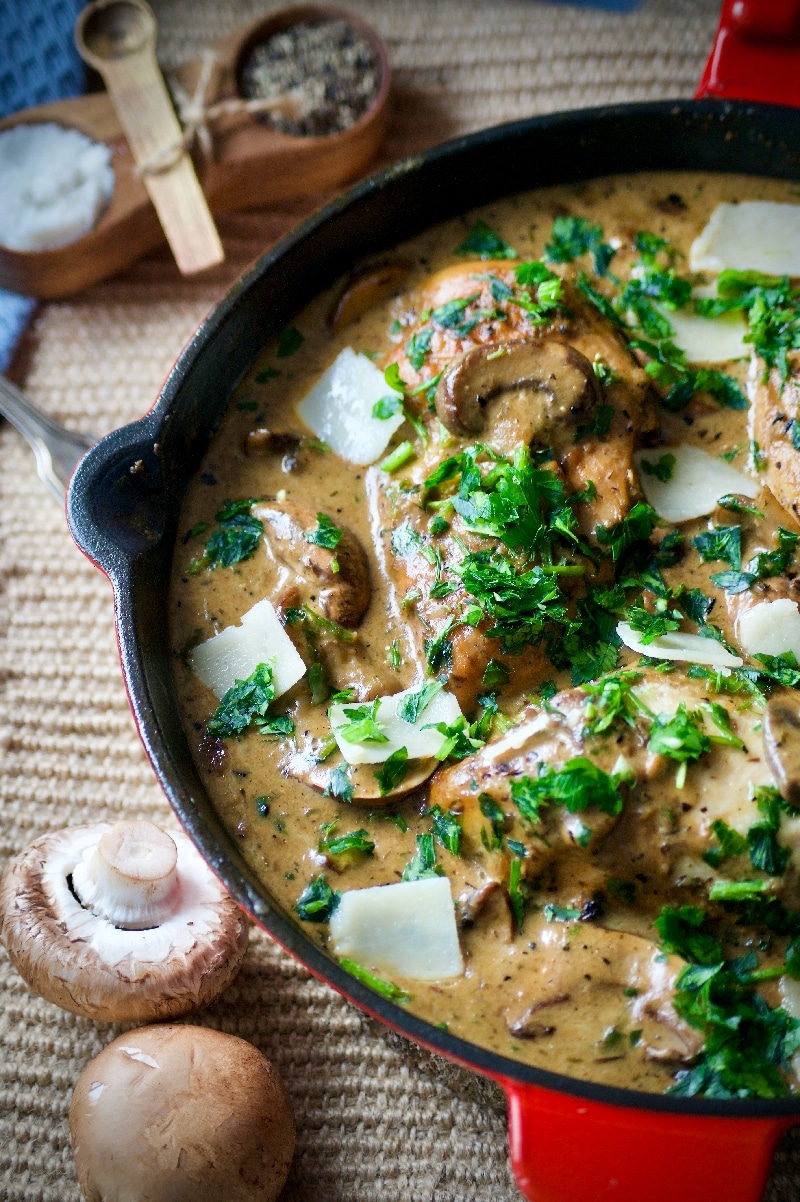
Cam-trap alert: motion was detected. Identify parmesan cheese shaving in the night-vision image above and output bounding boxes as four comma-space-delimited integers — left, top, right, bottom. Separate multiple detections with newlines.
329, 685, 462, 765
737, 598, 800, 661
296, 347, 404, 465
634, 445, 758, 524
329, 877, 464, 981
616, 622, 743, 668
690, 201, 800, 276
189, 598, 306, 699
655, 304, 747, 364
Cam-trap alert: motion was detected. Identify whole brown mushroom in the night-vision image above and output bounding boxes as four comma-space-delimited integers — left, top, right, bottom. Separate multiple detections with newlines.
70, 1024, 295, 1202
0, 820, 250, 1021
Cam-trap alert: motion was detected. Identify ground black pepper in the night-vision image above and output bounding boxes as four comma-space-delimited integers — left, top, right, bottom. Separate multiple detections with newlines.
239, 19, 380, 137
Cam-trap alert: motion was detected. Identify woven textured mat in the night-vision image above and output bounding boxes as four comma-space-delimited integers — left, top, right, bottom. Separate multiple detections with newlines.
4, 1, 800, 1198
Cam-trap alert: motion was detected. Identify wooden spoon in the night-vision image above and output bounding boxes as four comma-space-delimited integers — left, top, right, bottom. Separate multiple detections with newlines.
74, 0, 224, 276
0, 4, 391, 299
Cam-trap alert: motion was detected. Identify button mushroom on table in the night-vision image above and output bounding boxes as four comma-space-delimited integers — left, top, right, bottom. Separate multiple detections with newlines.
69, 1024, 295, 1202
0, 820, 250, 1021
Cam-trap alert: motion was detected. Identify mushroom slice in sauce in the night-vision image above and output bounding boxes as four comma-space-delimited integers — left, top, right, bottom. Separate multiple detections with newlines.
328, 259, 414, 332
435, 338, 601, 446
254, 500, 370, 628
504, 924, 702, 1064
0, 821, 250, 1022
750, 354, 800, 525
763, 693, 800, 807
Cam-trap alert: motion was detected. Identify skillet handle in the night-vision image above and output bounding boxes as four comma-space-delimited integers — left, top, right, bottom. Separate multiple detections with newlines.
66, 411, 167, 584
502, 1080, 796, 1202
696, 0, 800, 105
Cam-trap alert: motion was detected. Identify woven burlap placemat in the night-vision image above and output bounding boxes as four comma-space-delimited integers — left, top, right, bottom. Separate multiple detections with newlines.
4, 1, 800, 1198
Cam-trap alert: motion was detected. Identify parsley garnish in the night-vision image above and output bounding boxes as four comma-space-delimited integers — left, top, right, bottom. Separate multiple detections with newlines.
655, 905, 800, 1099
427, 804, 462, 855
207, 663, 275, 738
402, 832, 442, 881
397, 681, 442, 724
318, 824, 375, 862
640, 453, 676, 482
647, 704, 710, 784
374, 747, 409, 796
692, 524, 742, 570
303, 513, 343, 550
510, 758, 625, 826
190, 499, 263, 572
276, 326, 304, 358
296, 875, 340, 922
336, 698, 388, 745
456, 218, 516, 259
339, 958, 411, 1003
325, 764, 354, 802
582, 670, 647, 737
544, 215, 615, 276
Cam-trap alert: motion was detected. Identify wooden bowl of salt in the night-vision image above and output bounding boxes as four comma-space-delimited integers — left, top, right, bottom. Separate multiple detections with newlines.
0, 4, 391, 299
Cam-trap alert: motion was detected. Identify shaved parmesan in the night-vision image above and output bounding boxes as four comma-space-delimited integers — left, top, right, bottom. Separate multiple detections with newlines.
296, 347, 404, 465
690, 202, 800, 276
656, 305, 747, 364
189, 598, 306, 699
617, 622, 743, 668
329, 877, 464, 981
634, 445, 758, 524
737, 598, 800, 660
329, 685, 462, 765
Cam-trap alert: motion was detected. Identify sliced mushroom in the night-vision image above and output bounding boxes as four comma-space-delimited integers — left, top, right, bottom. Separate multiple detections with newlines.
244, 428, 302, 461
0, 820, 250, 1022
435, 338, 601, 452
503, 924, 702, 1064
282, 744, 435, 804
328, 259, 413, 332
253, 499, 370, 628
763, 693, 800, 806
70, 1024, 295, 1202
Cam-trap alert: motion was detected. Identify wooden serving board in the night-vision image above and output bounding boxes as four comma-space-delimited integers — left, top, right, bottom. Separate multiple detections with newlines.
0, 4, 390, 299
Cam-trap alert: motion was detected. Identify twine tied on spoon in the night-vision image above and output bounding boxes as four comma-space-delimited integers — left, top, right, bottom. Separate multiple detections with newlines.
136, 48, 309, 177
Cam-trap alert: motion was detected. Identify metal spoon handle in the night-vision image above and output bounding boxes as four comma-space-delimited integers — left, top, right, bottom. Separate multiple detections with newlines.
0, 374, 95, 502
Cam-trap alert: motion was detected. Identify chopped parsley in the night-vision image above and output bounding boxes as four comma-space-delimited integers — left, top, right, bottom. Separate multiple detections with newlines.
189, 499, 263, 572
276, 326, 304, 358
339, 957, 411, 1003
295, 875, 340, 922
397, 680, 442, 724
374, 747, 409, 796
402, 832, 442, 881
654, 905, 800, 1099
427, 804, 462, 855
303, 513, 343, 550
325, 765, 354, 803
544, 215, 615, 276
510, 758, 625, 826
647, 704, 710, 785
456, 218, 516, 260
335, 699, 388, 745
692, 525, 742, 571
639, 452, 676, 482
318, 824, 375, 863
207, 663, 275, 738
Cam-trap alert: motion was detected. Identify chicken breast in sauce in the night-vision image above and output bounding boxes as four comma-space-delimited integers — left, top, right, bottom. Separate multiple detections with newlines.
170, 172, 800, 1098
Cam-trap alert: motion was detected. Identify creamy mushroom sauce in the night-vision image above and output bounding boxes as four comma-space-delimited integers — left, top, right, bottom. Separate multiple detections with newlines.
171, 172, 800, 1095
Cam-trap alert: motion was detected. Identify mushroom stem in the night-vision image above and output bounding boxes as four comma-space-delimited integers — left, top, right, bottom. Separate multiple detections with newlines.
71, 821, 180, 930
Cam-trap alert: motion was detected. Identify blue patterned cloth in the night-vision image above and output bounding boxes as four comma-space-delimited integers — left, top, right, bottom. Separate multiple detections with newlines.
0, 0, 84, 372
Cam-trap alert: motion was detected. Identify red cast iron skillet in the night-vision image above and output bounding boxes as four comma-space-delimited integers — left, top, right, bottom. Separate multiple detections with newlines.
67, 5, 800, 1200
